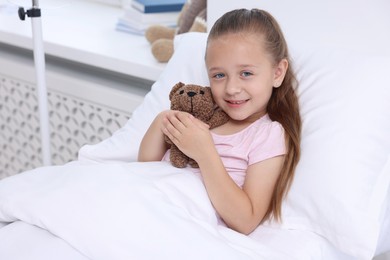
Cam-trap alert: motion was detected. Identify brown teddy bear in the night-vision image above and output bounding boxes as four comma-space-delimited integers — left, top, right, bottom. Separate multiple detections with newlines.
165, 82, 229, 168
145, 0, 207, 62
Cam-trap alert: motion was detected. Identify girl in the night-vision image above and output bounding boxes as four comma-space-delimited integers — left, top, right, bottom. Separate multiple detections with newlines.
138, 9, 301, 235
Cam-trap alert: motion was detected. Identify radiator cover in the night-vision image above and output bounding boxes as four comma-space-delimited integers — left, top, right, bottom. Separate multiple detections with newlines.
0, 45, 151, 178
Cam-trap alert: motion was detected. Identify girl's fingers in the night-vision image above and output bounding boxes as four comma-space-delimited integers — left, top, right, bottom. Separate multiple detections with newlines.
163, 117, 178, 133
163, 111, 209, 141
163, 127, 176, 143
166, 111, 190, 131
162, 114, 186, 143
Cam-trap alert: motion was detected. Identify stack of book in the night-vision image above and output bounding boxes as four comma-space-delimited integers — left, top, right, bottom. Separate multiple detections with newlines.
116, 0, 186, 35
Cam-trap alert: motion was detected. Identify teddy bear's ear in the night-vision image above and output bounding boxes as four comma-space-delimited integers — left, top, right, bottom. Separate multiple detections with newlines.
169, 82, 185, 100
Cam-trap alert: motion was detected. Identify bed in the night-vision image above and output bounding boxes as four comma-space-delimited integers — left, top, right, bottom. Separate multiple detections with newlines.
1, 0, 390, 259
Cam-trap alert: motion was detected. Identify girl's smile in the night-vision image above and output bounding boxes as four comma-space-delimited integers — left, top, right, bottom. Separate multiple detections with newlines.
225, 99, 250, 108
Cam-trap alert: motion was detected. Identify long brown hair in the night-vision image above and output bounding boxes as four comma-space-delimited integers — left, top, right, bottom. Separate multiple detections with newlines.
207, 9, 301, 222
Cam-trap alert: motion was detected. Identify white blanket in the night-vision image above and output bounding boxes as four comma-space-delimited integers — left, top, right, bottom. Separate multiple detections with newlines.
0, 162, 289, 259
0, 162, 353, 259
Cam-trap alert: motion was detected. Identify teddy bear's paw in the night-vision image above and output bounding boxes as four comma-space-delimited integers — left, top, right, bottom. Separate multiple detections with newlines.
172, 161, 187, 168
188, 159, 199, 168
170, 146, 189, 168
151, 39, 174, 63
171, 157, 189, 168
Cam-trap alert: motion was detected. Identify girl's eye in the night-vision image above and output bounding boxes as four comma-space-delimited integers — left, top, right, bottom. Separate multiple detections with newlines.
213, 73, 225, 79
241, 71, 253, 77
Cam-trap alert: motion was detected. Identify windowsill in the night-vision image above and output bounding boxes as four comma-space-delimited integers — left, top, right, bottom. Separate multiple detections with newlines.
0, 0, 165, 82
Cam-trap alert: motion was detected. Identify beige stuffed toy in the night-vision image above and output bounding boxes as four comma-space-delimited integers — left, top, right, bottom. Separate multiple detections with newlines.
145, 0, 207, 62
165, 82, 229, 168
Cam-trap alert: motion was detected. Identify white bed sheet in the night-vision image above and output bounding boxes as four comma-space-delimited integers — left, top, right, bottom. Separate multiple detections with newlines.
0, 220, 353, 260
0, 161, 353, 260
0, 221, 89, 260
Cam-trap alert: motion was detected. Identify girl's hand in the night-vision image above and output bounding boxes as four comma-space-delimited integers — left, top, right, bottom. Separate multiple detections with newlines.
162, 111, 213, 162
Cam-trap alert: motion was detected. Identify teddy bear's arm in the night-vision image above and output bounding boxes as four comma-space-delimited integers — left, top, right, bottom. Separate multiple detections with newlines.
207, 108, 229, 129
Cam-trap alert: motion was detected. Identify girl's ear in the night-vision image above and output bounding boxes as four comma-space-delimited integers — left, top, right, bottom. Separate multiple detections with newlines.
273, 59, 288, 88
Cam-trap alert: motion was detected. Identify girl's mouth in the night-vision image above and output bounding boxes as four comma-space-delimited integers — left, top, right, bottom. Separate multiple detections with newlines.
226, 99, 249, 107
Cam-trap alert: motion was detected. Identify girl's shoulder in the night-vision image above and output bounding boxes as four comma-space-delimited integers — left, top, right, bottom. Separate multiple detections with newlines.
247, 116, 286, 166
246, 114, 285, 140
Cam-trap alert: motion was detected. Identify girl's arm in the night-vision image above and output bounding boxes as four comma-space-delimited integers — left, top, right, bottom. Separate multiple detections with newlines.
162, 111, 283, 234
138, 111, 170, 162
198, 150, 283, 234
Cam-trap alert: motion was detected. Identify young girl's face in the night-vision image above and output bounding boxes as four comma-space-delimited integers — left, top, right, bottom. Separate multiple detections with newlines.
206, 33, 287, 123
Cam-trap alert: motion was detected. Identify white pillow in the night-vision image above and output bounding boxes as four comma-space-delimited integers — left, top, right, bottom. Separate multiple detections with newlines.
266, 42, 390, 259
78, 32, 209, 163
376, 179, 390, 255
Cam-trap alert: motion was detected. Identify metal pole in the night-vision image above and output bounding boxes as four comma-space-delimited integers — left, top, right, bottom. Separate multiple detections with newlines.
19, 1, 51, 166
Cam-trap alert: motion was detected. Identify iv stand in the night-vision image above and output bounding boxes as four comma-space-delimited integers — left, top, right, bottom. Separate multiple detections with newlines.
18, 0, 51, 166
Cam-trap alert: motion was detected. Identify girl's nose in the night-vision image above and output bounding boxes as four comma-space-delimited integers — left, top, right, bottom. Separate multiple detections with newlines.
225, 79, 241, 95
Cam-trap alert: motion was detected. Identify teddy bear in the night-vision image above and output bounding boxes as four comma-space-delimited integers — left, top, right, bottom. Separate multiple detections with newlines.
165, 82, 229, 168
145, 0, 207, 63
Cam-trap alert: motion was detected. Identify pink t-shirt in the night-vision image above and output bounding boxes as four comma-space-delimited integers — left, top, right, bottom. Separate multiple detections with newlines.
162, 114, 286, 188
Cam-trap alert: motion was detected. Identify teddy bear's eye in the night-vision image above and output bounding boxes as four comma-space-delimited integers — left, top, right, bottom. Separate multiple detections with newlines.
200, 90, 205, 95
179, 90, 184, 95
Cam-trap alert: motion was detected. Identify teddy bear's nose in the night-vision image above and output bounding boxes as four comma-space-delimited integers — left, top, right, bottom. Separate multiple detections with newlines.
187, 91, 197, 97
